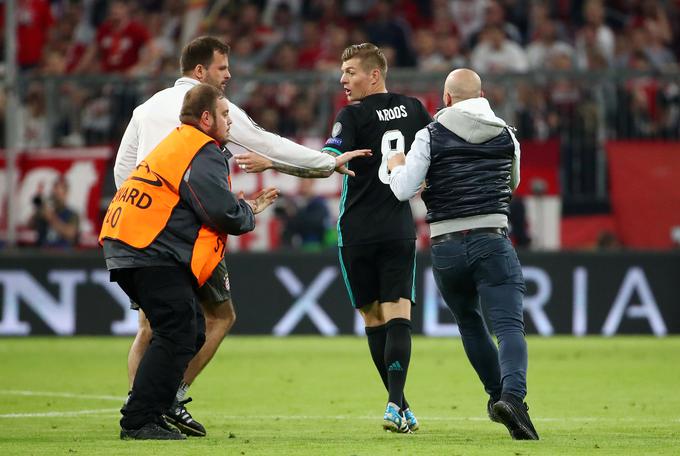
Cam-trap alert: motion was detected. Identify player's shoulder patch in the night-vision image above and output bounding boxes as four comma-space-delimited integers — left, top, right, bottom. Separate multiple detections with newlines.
331, 122, 342, 137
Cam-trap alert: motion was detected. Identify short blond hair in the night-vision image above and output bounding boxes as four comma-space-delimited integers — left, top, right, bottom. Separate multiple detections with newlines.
341, 43, 388, 79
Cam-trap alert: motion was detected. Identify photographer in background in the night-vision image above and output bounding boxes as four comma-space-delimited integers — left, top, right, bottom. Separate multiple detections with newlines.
276, 179, 333, 250
28, 177, 79, 248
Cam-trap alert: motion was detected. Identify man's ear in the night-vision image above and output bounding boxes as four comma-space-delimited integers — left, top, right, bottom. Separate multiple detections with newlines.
444, 92, 452, 107
193, 64, 205, 81
372, 69, 381, 85
200, 110, 212, 127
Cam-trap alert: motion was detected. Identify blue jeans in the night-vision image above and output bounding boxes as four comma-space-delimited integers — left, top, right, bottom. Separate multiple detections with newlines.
431, 231, 528, 400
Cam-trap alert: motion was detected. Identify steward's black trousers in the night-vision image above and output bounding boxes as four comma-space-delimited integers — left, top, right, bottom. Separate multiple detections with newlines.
113, 266, 206, 430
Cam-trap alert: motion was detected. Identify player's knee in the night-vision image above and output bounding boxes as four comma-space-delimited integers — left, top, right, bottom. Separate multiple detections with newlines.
205, 299, 236, 337
195, 330, 206, 353
137, 316, 152, 343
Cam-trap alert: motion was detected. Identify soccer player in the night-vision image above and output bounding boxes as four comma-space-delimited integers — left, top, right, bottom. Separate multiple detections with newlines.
115, 36, 369, 437
321, 43, 432, 433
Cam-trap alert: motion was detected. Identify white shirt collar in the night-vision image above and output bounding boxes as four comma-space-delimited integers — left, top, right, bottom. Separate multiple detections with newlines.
174, 77, 200, 87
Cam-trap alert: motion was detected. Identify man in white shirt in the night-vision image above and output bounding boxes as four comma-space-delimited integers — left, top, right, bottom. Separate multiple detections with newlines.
116, 36, 369, 437
386, 69, 539, 441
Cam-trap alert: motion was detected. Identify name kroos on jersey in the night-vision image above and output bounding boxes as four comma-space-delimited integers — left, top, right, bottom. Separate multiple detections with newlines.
376, 105, 408, 121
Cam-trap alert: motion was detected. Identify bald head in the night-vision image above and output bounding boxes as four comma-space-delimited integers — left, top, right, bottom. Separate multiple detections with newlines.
444, 68, 482, 106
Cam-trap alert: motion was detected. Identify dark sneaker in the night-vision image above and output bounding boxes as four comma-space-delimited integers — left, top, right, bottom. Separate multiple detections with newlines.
492, 395, 539, 440
487, 398, 500, 423
163, 398, 206, 437
156, 416, 184, 436
120, 422, 187, 440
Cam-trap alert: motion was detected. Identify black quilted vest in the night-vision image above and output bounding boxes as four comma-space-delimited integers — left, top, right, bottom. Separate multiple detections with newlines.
422, 122, 514, 224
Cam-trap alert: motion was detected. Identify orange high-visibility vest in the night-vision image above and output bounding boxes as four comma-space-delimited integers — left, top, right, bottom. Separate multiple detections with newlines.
99, 125, 227, 286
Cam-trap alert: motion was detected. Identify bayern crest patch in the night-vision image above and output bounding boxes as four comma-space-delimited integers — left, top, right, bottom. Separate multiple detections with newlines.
332, 122, 342, 137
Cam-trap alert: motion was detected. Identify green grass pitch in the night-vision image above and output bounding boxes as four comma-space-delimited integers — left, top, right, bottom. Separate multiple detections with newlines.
1, 336, 678, 455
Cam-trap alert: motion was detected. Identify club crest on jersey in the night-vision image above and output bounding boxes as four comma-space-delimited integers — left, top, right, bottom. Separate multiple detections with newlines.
332, 122, 342, 137
224, 274, 230, 291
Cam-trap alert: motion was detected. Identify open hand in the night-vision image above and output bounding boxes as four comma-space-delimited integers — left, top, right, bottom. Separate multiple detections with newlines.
333, 149, 372, 177
241, 187, 280, 214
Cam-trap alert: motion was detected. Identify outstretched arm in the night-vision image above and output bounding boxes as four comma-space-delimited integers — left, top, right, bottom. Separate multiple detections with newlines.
227, 102, 337, 173
234, 149, 371, 177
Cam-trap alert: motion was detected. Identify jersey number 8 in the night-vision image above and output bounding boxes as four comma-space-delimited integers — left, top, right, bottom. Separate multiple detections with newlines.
378, 129, 405, 184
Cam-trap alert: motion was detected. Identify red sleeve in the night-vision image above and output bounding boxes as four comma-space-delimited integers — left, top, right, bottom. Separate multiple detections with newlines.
96, 22, 108, 48
132, 22, 151, 47
41, 0, 54, 29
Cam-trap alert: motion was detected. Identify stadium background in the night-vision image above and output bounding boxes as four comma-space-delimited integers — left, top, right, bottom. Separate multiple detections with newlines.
1, 1, 680, 455
1, 0, 678, 336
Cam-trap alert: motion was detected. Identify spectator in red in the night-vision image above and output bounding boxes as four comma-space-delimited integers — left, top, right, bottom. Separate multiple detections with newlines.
629, 0, 673, 46
74, 0, 153, 74
232, 3, 276, 50
315, 24, 349, 70
0, 0, 54, 71
297, 21, 323, 69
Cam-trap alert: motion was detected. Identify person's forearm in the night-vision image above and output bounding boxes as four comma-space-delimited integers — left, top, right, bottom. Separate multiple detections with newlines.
228, 106, 336, 172
212, 200, 256, 235
269, 160, 333, 178
389, 166, 420, 201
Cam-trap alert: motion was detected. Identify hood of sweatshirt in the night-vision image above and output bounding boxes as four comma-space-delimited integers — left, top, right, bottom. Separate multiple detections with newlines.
433, 97, 507, 144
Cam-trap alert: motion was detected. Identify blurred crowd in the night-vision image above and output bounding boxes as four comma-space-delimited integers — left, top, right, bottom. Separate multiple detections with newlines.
1, 0, 679, 149
4, 0, 679, 76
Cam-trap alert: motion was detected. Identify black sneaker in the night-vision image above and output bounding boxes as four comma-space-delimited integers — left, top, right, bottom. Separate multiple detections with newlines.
163, 398, 207, 437
492, 395, 539, 440
487, 398, 500, 423
120, 422, 187, 440
156, 416, 184, 436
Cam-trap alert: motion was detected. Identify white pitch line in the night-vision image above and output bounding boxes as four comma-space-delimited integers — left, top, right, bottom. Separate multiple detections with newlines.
1, 409, 678, 423
1, 391, 677, 424
197, 414, 680, 423
0, 390, 123, 401
0, 408, 119, 419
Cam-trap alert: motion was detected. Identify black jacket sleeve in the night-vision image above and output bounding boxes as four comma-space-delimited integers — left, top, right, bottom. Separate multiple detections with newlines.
180, 142, 255, 235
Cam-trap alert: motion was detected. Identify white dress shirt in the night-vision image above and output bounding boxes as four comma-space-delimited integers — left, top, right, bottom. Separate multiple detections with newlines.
114, 77, 335, 188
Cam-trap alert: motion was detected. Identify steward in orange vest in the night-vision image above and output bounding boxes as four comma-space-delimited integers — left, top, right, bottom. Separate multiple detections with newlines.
101, 84, 279, 439
100, 123, 249, 285
100, 85, 275, 287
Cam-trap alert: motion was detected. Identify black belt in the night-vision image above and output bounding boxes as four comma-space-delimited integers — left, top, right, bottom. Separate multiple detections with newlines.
431, 227, 506, 245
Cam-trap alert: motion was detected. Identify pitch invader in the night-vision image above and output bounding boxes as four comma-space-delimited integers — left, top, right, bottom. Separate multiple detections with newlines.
322, 43, 432, 433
